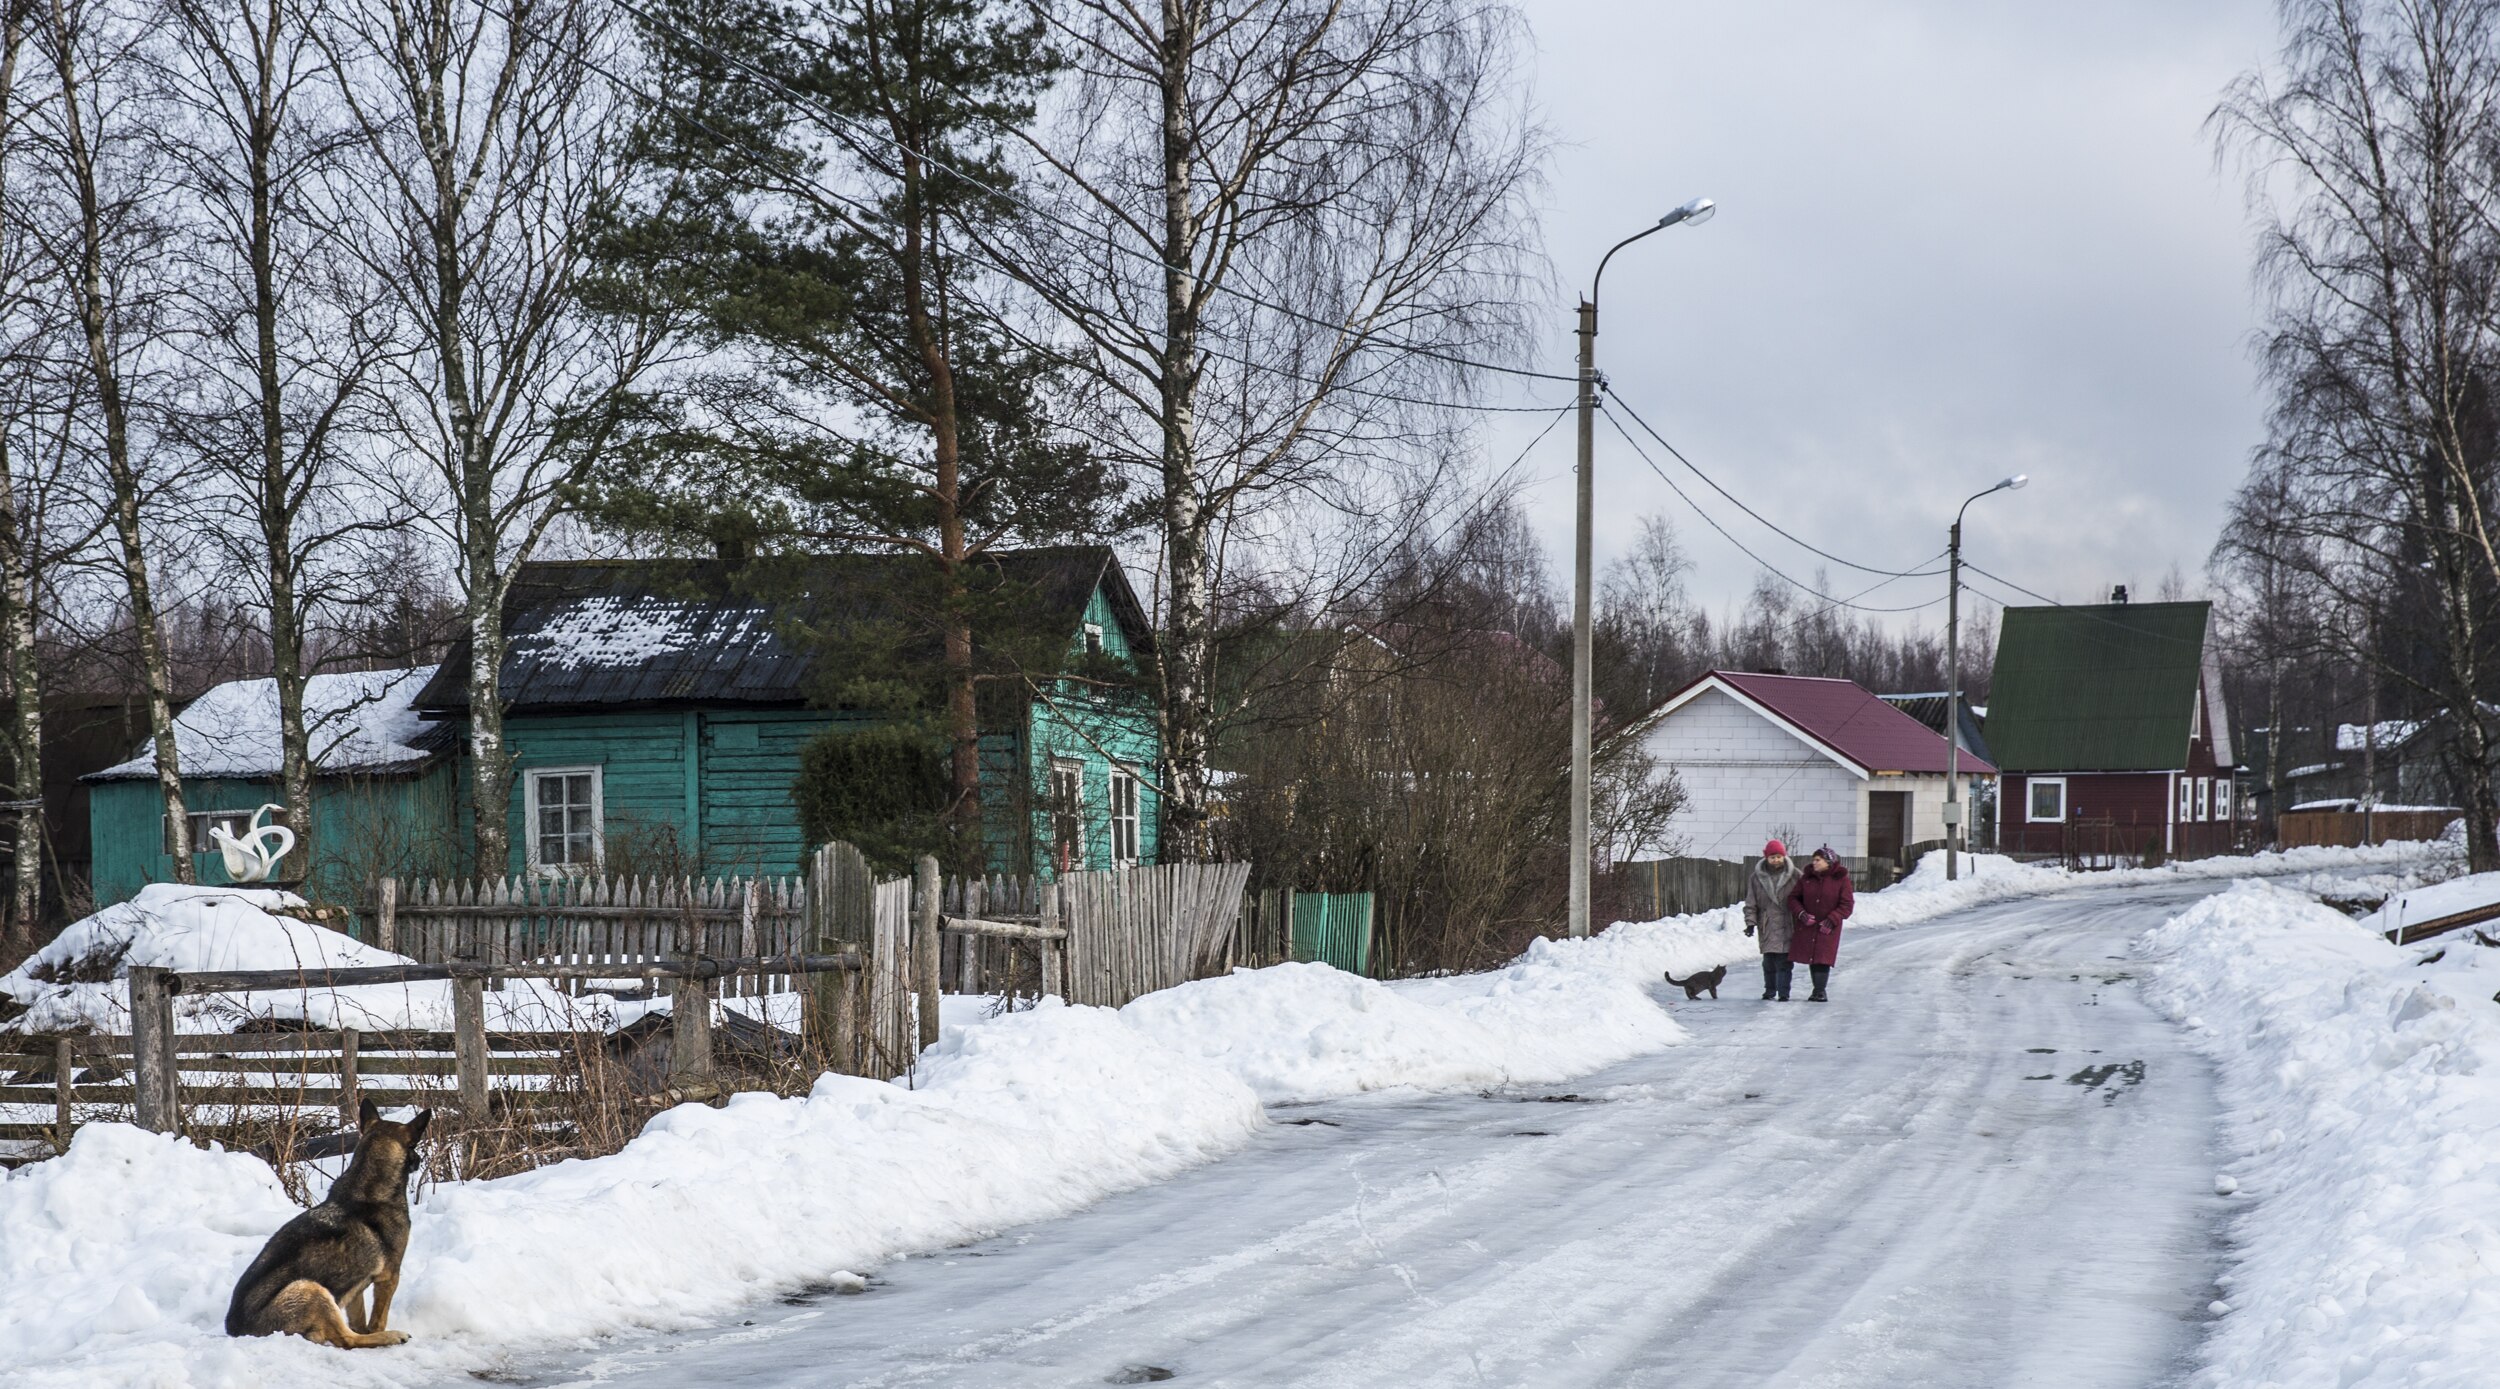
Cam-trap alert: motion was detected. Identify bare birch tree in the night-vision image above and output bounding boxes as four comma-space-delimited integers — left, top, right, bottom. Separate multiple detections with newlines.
320, 0, 669, 871
28, 0, 192, 881
2216, 0, 2500, 868
1005, 0, 1544, 858
154, 0, 393, 874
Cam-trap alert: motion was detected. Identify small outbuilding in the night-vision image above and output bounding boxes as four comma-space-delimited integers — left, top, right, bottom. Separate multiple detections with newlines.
1623, 670, 1996, 869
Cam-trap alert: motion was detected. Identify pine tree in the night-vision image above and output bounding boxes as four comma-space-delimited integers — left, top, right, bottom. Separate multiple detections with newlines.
585, 0, 1125, 860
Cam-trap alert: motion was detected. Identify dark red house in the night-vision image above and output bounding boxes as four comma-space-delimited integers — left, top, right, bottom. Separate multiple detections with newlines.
1988, 599, 2239, 860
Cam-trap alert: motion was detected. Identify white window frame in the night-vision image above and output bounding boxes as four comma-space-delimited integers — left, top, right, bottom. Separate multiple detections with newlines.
2176, 776, 2194, 824
1082, 621, 1105, 656
2190, 690, 2202, 742
2196, 777, 2212, 822
524, 766, 605, 873
2026, 777, 2067, 823
1108, 769, 1141, 866
1049, 757, 1086, 867
164, 808, 265, 856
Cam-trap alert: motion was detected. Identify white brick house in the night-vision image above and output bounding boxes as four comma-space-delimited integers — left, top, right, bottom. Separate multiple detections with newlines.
1624, 670, 1998, 866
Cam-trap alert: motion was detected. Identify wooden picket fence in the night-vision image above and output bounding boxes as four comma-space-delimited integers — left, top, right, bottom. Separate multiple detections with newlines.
375, 874, 810, 998
907, 861, 1253, 1006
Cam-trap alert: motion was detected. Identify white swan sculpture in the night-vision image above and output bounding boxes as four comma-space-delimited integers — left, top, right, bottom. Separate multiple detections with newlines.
208, 803, 296, 883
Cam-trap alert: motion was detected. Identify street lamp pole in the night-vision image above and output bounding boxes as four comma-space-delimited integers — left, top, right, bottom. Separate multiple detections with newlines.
1945, 473, 2028, 881
1570, 196, 1714, 938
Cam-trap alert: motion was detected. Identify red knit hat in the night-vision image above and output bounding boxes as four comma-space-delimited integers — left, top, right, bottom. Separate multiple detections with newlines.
1763, 839, 1786, 857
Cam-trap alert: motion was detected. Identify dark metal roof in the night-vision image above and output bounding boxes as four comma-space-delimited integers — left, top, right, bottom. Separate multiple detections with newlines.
414, 547, 1149, 714
1877, 693, 1994, 767
1985, 601, 2209, 772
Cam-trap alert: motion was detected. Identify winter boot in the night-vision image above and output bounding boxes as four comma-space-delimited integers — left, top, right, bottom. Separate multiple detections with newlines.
1808, 964, 1831, 1002
1761, 955, 1779, 999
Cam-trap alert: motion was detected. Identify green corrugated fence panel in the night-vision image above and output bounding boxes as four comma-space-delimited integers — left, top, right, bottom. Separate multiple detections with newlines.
1291, 892, 1373, 975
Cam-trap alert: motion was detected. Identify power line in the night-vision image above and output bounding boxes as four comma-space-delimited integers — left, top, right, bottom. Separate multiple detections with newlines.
1961, 560, 2208, 645
1603, 389, 1946, 579
592, 0, 1581, 386
1599, 406, 1942, 615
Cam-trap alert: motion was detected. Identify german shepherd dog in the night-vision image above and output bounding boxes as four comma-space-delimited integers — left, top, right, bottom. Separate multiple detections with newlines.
1663, 965, 1728, 1000
226, 1100, 430, 1349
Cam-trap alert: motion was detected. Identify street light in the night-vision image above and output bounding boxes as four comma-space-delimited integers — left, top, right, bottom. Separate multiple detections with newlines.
1945, 472, 2028, 881
1569, 195, 1715, 939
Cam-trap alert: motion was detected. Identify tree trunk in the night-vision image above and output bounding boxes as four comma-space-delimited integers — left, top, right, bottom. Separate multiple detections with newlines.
0, 14, 41, 938
0, 431, 40, 941
48, 0, 188, 880
247, 46, 313, 879
1154, 0, 1212, 862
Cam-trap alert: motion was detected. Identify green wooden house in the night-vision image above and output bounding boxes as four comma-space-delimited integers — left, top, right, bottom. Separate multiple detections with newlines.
84, 666, 462, 904
408, 547, 1161, 881
84, 548, 1162, 905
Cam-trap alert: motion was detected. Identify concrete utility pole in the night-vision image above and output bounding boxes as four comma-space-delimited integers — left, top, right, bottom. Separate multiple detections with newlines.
1570, 196, 1714, 938
1946, 474, 2028, 880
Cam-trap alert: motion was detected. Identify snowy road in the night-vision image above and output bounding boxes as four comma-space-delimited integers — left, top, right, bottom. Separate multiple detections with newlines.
479, 879, 2232, 1389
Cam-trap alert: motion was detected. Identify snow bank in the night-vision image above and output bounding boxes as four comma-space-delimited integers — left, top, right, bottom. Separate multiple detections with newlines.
2136, 881, 2500, 1388
0, 885, 613, 1035
2356, 869, 2500, 937
0, 1005, 1265, 1388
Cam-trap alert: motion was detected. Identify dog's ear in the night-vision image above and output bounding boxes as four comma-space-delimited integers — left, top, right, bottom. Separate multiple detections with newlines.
404, 1109, 431, 1146
359, 1096, 381, 1131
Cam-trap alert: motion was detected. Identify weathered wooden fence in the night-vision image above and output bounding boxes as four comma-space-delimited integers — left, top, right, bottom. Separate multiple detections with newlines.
1, 847, 1253, 1166
2279, 809, 2458, 849
901, 859, 1254, 1008
1614, 858, 1754, 921
375, 873, 811, 998
0, 1025, 583, 1167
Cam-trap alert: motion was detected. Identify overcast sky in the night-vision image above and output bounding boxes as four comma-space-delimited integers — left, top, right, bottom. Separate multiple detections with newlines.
1492, 0, 2281, 628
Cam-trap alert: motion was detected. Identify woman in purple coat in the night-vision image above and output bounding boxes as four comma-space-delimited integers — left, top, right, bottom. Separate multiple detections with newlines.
1785, 845, 1855, 1002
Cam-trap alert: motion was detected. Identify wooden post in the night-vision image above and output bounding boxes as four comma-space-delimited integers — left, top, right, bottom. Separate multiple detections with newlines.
1039, 883, 1064, 1000
376, 877, 397, 954
914, 855, 941, 1051
451, 976, 491, 1119
670, 972, 718, 1100
337, 1028, 361, 1129
52, 1036, 73, 1152
128, 966, 177, 1135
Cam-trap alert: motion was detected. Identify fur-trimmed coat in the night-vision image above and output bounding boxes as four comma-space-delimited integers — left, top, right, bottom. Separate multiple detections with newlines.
1743, 858, 1802, 953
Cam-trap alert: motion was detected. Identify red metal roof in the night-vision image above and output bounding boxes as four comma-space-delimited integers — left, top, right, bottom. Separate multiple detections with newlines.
1699, 671, 1997, 776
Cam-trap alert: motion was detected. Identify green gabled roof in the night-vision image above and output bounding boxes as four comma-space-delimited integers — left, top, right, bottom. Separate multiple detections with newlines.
1986, 601, 2209, 772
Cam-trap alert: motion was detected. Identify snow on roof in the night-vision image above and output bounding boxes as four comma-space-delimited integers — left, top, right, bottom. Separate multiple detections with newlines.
527, 594, 771, 669
90, 665, 439, 781
2335, 719, 2428, 752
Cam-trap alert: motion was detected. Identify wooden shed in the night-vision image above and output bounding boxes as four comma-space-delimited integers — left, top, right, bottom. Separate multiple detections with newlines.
1987, 599, 2238, 860
84, 667, 459, 904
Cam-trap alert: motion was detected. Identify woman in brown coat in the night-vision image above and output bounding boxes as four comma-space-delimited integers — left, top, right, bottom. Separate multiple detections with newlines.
1785, 845, 1855, 1002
